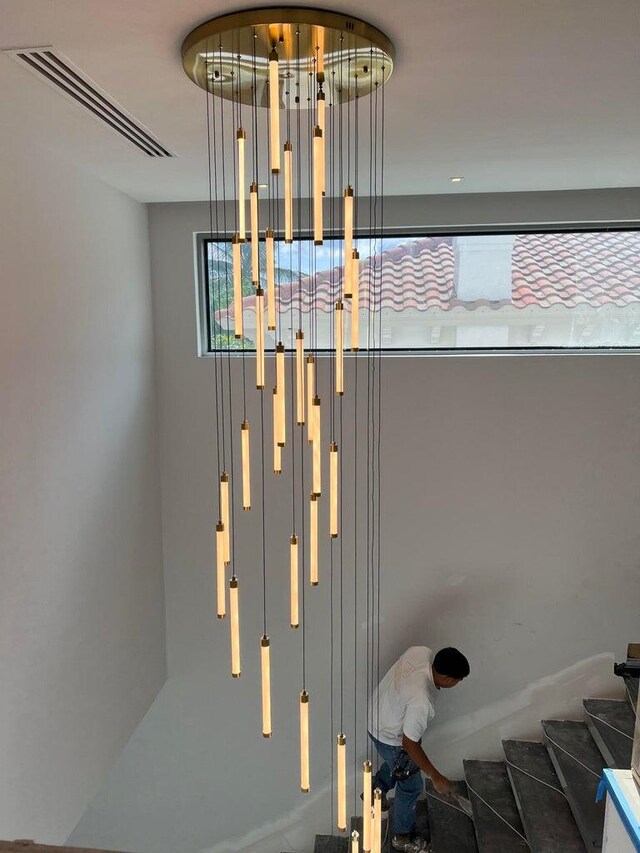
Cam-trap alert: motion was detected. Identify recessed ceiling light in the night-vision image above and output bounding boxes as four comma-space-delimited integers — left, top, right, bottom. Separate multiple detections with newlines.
258, 183, 268, 188
450, 176, 464, 183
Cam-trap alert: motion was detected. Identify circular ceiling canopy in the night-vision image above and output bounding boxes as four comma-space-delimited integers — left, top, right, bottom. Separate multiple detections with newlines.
181, 7, 394, 106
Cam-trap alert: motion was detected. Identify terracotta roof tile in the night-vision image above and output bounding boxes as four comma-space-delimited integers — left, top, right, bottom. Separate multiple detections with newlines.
216, 231, 640, 319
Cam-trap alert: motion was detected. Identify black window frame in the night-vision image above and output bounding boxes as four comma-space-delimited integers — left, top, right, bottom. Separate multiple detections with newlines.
196, 224, 640, 357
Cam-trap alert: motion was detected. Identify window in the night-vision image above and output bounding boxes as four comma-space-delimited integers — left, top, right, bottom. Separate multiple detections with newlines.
197, 229, 640, 353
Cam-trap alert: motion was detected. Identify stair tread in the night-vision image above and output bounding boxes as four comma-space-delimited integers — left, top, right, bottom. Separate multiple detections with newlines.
584, 698, 634, 769
541, 720, 605, 851
313, 835, 349, 853
424, 780, 478, 853
503, 740, 586, 853
463, 759, 527, 852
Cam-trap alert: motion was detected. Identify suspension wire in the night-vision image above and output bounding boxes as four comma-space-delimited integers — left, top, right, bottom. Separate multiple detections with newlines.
365, 43, 374, 761
373, 70, 381, 766
240, 51, 247, 421
206, 61, 222, 510
260, 375, 268, 637
217, 47, 228, 473
221, 48, 237, 569
338, 29, 345, 739
352, 55, 360, 812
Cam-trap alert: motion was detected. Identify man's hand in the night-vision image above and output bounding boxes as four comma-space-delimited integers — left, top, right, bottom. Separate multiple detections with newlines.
431, 772, 453, 797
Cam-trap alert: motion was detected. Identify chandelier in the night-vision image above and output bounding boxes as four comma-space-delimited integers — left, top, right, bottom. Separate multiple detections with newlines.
183, 9, 392, 850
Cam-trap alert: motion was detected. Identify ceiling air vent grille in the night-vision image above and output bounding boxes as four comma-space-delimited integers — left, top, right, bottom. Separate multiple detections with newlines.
4, 46, 173, 157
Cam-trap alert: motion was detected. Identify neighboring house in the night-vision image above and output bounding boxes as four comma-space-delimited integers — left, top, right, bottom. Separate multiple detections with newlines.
214, 230, 640, 348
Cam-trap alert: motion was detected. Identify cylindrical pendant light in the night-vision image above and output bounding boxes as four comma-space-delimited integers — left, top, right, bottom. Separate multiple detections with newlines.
268, 48, 280, 173
276, 343, 286, 447
237, 128, 246, 241
250, 182, 259, 284
351, 250, 360, 351
351, 831, 360, 853
310, 492, 318, 586
306, 355, 315, 443
312, 396, 321, 496
300, 690, 310, 792
232, 234, 243, 339
241, 420, 251, 511
313, 126, 323, 244
216, 520, 226, 619
230, 575, 241, 677
317, 91, 326, 194
255, 286, 265, 389
329, 442, 338, 538
337, 733, 347, 831
290, 534, 299, 628
372, 789, 382, 853
335, 300, 344, 395
284, 141, 293, 242
266, 228, 276, 330
362, 761, 372, 853
296, 330, 305, 425
220, 472, 230, 564
260, 635, 271, 737
272, 387, 282, 474
343, 186, 354, 298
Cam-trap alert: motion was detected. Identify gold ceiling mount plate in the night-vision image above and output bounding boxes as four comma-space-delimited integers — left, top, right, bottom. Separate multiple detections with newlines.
181, 6, 394, 106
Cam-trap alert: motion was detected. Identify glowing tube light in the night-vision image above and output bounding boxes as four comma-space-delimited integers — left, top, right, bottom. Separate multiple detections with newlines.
313, 127, 323, 244
261, 635, 271, 737
300, 690, 310, 792
312, 396, 321, 497
269, 48, 280, 173
284, 141, 293, 242
372, 790, 382, 853
296, 330, 305, 425
315, 26, 325, 75
232, 234, 243, 339
335, 300, 344, 395
362, 761, 372, 853
255, 287, 265, 389
310, 492, 318, 586
241, 420, 251, 511
250, 182, 259, 284
272, 388, 282, 474
266, 228, 276, 330
230, 575, 240, 677
220, 473, 230, 565
290, 534, 299, 627
237, 128, 246, 241
276, 343, 286, 447
351, 250, 360, 351
343, 187, 354, 298
306, 356, 315, 443
337, 733, 347, 831
317, 92, 326, 194
329, 442, 338, 538
216, 521, 226, 619
351, 831, 360, 853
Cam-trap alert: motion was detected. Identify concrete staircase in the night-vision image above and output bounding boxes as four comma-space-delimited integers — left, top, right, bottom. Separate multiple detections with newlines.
311, 675, 637, 853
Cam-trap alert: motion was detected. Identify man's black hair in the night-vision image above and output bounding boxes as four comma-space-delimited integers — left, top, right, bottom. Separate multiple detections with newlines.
433, 647, 470, 680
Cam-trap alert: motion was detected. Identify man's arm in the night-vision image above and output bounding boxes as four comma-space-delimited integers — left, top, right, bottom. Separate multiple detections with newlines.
402, 733, 453, 796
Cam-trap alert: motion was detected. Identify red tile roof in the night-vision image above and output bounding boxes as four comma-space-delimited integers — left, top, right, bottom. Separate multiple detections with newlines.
216, 231, 640, 319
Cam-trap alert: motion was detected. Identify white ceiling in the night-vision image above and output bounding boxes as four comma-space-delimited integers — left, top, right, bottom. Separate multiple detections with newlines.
1, 0, 639, 203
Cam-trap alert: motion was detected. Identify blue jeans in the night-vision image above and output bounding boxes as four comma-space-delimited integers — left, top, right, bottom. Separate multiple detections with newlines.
368, 733, 425, 836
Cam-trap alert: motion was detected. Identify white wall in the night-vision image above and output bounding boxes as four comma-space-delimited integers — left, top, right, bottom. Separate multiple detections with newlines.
0, 136, 166, 845
69, 192, 640, 853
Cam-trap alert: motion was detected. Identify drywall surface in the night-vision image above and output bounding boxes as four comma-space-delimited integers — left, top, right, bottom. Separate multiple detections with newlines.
70, 194, 640, 853
0, 135, 166, 844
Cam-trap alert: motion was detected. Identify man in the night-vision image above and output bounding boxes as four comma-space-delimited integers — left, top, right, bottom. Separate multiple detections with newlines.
367, 646, 470, 853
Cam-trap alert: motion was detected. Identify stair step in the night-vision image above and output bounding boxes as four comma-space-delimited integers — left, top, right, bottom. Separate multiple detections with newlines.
463, 760, 527, 852
313, 835, 349, 853
623, 674, 638, 712
424, 780, 478, 853
584, 698, 635, 769
542, 720, 605, 851
503, 740, 586, 853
